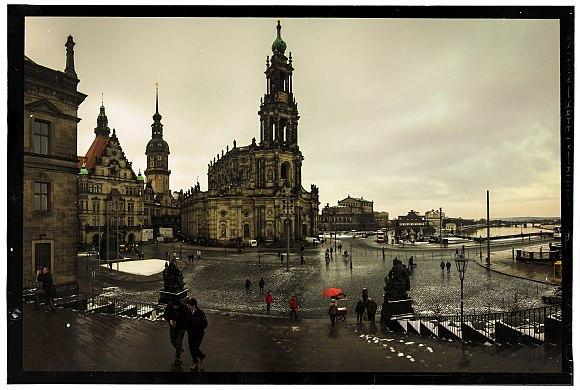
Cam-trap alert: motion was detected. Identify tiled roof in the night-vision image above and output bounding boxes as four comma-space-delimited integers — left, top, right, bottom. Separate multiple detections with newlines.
79, 136, 108, 169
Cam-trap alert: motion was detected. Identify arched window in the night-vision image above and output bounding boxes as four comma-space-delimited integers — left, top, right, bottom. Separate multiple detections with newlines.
281, 161, 291, 181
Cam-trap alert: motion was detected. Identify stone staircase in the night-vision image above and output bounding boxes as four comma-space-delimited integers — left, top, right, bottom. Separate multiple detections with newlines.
382, 306, 562, 346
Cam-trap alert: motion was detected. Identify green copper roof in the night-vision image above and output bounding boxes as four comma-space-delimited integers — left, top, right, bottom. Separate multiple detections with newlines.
79, 163, 89, 175
271, 20, 286, 55
137, 170, 145, 181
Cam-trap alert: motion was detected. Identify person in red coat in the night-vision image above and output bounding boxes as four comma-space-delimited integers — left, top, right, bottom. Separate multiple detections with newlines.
265, 291, 273, 314
289, 296, 299, 320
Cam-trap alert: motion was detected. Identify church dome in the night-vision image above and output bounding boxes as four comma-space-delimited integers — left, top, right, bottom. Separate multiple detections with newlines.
137, 171, 145, 181
79, 163, 89, 175
271, 20, 287, 55
146, 138, 170, 154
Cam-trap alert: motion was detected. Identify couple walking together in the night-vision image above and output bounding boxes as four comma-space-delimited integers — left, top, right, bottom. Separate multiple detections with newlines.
163, 297, 208, 371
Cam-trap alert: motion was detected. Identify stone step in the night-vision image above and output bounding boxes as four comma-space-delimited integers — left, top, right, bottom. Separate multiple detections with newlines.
420, 320, 439, 338
461, 321, 495, 344
438, 321, 462, 341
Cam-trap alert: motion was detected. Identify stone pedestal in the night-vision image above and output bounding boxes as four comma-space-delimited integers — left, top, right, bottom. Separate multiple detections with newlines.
380, 298, 414, 322
159, 288, 189, 305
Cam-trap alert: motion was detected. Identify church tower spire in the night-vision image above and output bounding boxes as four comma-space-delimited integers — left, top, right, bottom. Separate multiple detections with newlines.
94, 101, 110, 137
145, 83, 171, 195
258, 20, 299, 149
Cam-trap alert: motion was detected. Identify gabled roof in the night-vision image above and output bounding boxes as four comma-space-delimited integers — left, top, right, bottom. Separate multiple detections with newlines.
79, 136, 108, 169
26, 98, 81, 123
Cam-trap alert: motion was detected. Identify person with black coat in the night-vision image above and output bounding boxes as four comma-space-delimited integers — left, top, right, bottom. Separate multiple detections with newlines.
258, 277, 265, 294
367, 298, 378, 322
185, 298, 208, 371
355, 299, 365, 324
245, 278, 252, 295
163, 300, 189, 366
34, 267, 56, 313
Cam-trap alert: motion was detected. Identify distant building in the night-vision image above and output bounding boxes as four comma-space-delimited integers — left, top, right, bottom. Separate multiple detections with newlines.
374, 211, 390, 230
395, 210, 435, 242
178, 21, 319, 245
425, 208, 445, 237
23, 36, 87, 284
320, 196, 378, 232
77, 104, 145, 251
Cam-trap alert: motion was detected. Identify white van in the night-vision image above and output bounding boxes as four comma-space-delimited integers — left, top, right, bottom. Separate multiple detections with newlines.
305, 237, 321, 244
246, 239, 258, 247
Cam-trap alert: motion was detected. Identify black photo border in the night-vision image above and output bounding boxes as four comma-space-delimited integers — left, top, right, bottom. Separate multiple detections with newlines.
6, 4, 574, 385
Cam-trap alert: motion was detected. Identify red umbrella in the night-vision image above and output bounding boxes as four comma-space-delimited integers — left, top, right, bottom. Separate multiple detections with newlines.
322, 287, 343, 298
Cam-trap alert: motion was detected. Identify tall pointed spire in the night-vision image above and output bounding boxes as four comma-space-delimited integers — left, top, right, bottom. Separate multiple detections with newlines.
151, 83, 163, 138
155, 82, 159, 115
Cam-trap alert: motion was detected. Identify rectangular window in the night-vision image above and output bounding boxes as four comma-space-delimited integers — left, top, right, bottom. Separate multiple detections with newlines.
127, 202, 134, 213
33, 182, 49, 211
33, 120, 50, 155
34, 242, 51, 271
128, 216, 134, 227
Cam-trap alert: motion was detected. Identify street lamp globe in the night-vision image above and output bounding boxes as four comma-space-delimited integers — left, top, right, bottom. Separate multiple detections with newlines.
455, 252, 469, 279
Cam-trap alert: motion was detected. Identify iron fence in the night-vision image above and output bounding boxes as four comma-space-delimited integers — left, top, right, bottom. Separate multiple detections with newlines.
412, 304, 561, 342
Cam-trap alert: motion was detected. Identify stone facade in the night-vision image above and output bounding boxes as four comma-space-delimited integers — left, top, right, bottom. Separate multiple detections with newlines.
78, 104, 145, 250
320, 196, 378, 232
23, 36, 87, 284
178, 21, 319, 245
395, 210, 435, 243
425, 208, 445, 237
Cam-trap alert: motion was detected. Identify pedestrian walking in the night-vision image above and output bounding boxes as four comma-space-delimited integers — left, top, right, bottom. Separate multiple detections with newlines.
367, 298, 377, 322
338, 243, 342, 252
330, 247, 334, 258
289, 296, 299, 320
382, 247, 385, 260
34, 267, 56, 314
355, 299, 365, 324
184, 298, 208, 372
440, 261, 445, 271
245, 278, 252, 295
408, 256, 414, 269
446, 261, 451, 272
259, 277, 265, 294
163, 299, 188, 366
361, 286, 369, 304
328, 300, 338, 326
265, 291, 273, 314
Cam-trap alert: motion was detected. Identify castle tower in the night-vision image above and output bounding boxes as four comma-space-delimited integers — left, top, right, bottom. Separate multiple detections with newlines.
144, 84, 171, 194
258, 20, 300, 148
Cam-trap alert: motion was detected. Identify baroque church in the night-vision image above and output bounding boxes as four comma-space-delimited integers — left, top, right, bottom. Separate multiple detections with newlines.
178, 21, 320, 245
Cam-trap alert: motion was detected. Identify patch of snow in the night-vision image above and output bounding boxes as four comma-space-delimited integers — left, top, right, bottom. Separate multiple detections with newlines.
99, 259, 167, 276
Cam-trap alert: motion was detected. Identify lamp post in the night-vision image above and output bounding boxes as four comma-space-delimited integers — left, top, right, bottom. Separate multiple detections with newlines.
454, 250, 469, 327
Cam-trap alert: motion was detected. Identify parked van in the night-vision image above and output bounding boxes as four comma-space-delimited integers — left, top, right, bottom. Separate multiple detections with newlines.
305, 237, 321, 244
246, 239, 258, 247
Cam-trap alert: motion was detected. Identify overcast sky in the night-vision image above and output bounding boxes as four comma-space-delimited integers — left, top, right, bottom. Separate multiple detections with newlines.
25, 17, 561, 219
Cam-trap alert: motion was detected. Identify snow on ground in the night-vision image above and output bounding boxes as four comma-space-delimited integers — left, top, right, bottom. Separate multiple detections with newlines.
99, 259, 167, 276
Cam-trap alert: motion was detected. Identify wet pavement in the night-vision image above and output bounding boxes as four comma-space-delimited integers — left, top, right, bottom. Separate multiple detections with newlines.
23, 303, 561, 373
79, 240, 552, 318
